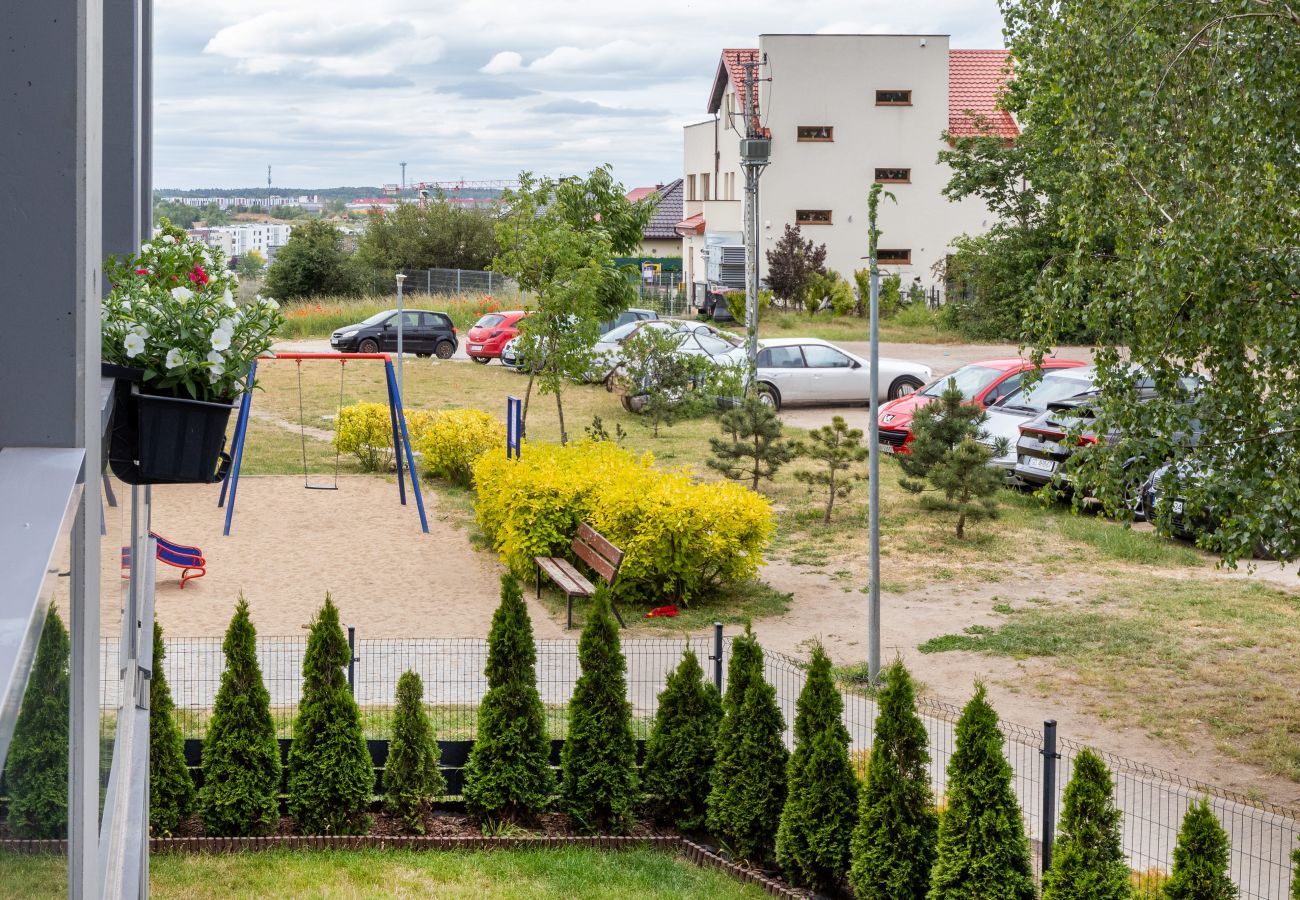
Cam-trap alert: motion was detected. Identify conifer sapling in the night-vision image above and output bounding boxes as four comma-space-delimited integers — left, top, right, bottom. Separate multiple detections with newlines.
1041, 748, 1130, 900
4, 608, 69, 839
150, 622, 196, 836
707, 624, 763, 838
792, 416, 869, 523
641, 647, 722, 832
708, 396, 797, 491
1164, 798, 1239, 900
383, 670, 445, 833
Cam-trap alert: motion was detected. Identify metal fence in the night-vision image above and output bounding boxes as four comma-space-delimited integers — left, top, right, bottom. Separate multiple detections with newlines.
105, 632, 1298, 896
357, 267, 519, 299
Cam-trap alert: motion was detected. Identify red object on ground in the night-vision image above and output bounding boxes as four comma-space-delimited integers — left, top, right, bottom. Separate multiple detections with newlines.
466, 310, 528, 363
645, 605, 679, 618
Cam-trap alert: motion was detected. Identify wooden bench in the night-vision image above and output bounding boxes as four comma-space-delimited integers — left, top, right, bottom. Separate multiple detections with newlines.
535, 523, 626, 629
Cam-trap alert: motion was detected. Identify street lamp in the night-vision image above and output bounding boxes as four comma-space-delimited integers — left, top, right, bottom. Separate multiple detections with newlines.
395, 273, 406, 398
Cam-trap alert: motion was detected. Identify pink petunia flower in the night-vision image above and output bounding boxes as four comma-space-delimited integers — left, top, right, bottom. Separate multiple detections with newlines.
189, 265, 209, 285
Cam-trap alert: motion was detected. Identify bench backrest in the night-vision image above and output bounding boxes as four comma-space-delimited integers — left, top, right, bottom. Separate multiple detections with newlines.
571, 523, 624, 585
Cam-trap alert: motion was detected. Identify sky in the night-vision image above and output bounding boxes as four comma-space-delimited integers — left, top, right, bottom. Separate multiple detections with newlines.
154, 0, 1006, 192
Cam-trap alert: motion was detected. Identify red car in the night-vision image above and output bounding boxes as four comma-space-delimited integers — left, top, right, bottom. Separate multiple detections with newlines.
466, 310, 528, 364
877, 357, 1088, 454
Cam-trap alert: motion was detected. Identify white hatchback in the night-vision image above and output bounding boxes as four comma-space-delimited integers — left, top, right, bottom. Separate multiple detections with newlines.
754, 338, 932, 410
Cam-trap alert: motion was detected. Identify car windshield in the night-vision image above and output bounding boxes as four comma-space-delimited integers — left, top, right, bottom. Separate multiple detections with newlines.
997, 372, 1098, 413
921, 364, 1004, 398
599, 321, 642, 343
473, 314, 504, 329
360, 310, 394, 326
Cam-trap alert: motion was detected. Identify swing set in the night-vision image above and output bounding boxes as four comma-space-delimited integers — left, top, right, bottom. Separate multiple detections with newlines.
217, 352, 429, 536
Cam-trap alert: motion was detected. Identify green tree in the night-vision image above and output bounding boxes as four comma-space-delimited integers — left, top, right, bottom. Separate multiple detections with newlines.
898, 378, 1004, 538
641, 648, 723, 832
150, 622, 195, 836
264, 220, 361, 299
1164, 799, 1238, 900
287, 595, 373, 835
4, 608, 69, 839
613, 325, 716, 435
199, 597, 281, 837
383, 670, 445, 833
1042, 749, 1131, 900
850, 659, 939, 900
235, 249, 265, 279
1291, 844, 1298, 900
355, 200, 498, 273
776, 643, 858, 892
765, 223, 827, 309
793, 416, 869, 524
153, 198, 200, 229
928, 684, 1035, 900
560, 589, 638, 833
462, 575, 555, 823
707, 395, 797, 491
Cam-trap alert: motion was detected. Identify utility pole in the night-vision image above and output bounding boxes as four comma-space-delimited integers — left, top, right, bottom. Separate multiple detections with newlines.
267, 164, 271, 187
400, 162, 407, 191
739, 57, 771, 385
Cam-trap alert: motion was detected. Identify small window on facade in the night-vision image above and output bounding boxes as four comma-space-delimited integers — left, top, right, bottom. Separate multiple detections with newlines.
875, 89, 912, 106
874, 168, 911, 183
795, 209, 833, 225
877, 249, 912, 265
701, 173, 711, 200
687, 175, 696, 201
796, 125, 833, 142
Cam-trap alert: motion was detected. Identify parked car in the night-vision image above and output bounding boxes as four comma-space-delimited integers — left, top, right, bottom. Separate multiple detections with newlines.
589, 318, 740, 383
977, 366, 1100, 481
754, 338, 931, 411
466, 310, 529, 364
612, 329, 748, 413
330, 309, 457, 358
499, 335, 527, 371
877, 357, 1088, 455
599, 307, 658, 335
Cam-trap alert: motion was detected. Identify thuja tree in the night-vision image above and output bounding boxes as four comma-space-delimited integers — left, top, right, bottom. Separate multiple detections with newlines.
641, 647, 722, 832
929, 684, 1035, 900
707, 624, 763, 835
561, 589, 638, 833
1164, 799, 1239, 900
707, 396, 797, 491
1291, 844, 1298, 900
849, 659, 939, 900
4, 608, 69, 839
1042, 748, 1130, 900
199, 597, 281, 837
383, 670, 446, 833
793, 416, 869, 524
150, 622, 195, 836
462, 575, 555, 822
287, 595, 373, 835
775, 643, 858, 892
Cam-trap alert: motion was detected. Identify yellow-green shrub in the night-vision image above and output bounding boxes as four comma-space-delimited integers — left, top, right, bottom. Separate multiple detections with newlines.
404, 409, 438, 447
415, 408, 505, 485
473, 441, 775, 606
335, 402, 398, 472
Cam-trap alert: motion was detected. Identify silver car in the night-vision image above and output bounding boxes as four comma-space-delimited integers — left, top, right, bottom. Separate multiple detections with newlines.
754, 338, 931, 410
979, 366, 1100, 483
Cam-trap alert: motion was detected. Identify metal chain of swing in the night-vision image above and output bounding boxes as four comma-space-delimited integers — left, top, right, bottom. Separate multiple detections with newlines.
298, 359, 345, 491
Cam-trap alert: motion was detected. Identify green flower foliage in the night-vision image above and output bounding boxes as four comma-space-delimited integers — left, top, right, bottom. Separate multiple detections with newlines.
463, 575, 555, 822
776, 644, 858, 892
928, 684, 1035, 900
383, 670, 445, 834
4, 608, 69, 839
1042, 748, 1130, 900
150, 622, 195, 836
850, 659, 939, 900
287, 595, 373, 835
199, 597, 282, 837
641, 648, 722, 832
1164, 799, 1239, 900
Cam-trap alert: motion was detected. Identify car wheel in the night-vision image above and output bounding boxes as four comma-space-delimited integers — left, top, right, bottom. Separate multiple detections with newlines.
621, 394, 648, 414
472, 356, 490, 365
757, 384, 781, 411
434, 341, 454, 360
888, 375, 925, 400
358, 338, 379, 354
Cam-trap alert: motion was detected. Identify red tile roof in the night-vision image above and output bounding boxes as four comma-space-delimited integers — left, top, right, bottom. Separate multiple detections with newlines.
674, 212, 705, 236
625, 186, 659, 204
948, 49, 1019, 140
708, 48, 769, 137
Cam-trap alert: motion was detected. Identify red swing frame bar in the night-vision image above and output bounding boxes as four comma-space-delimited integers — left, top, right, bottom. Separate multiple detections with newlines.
218, 352, 429, 535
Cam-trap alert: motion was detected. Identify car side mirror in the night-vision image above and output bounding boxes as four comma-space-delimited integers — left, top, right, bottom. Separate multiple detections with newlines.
851, 360, 862, 369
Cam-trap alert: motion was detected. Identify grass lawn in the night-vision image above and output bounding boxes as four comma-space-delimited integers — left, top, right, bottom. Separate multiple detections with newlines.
0, 847, 767, 899
758, 305, 962, 344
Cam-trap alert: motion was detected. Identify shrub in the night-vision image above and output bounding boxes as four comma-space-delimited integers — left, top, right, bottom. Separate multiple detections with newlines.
383, 670, 445, 833
707, 396, 798, 491
1131, 868, 1169, 899
804, 270, 855, 316
287, 595, 373, 835
199, 597, 282, 837
335, 402, 398, 472
415, 407, 505, 485
641, 648, 722, 832
150, 622, 195, 836
793, 416, 869, 524
849, 659, 939, 900
1293, 845, 1299, 900
1042, 748, 1130, 900
928, 684, 1035, 899
462, 575, 555, 822
776, 644, 858, 892
561, 589, 639, 833
4, 609, 69, 839
708, 626, 762, 847
1164, 799, 1238, 900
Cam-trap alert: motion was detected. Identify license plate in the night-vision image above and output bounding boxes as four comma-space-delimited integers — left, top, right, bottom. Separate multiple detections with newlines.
1027, 456, 1056, 473
470, 344, 482, 351
879, 444, 894, 454
1172, 500, 1184, 514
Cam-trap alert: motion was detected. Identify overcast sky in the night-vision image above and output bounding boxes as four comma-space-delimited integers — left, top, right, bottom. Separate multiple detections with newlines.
155, 0, 1005, 191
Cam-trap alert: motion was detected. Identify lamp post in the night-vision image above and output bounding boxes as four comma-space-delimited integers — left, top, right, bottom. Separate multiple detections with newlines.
395, 273, 406, 398
864, 183, 890, 682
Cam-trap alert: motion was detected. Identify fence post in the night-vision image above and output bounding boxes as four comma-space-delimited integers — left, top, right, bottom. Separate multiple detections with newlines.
456, 269, 462, 294
1041, 719, 1059, 873
710, 622, 724, 693
488, 270, 493, 294
347, 626, 357, 696
426, 270, 431, 293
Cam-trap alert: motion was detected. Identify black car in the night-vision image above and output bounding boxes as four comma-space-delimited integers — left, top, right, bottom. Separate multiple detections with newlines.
330, 309, 457, 358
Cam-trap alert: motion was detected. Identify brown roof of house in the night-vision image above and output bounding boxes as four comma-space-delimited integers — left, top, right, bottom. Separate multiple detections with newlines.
948, 49, 1019, 139
627, 179, 685, 240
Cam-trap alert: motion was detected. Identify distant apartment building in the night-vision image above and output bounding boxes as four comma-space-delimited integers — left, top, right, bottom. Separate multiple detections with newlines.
679, 35, 1016, 303
187, 223, 293, 263
161, 194, 323, 211
625, 179, 685, 258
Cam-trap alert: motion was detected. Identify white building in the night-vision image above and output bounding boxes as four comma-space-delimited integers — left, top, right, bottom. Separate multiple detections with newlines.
161, 194, 322, 211
679, 36, 1017, 303
187, 223, 293, 263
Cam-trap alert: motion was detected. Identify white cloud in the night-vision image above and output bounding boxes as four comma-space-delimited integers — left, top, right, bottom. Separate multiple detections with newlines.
481, 50, 523, 74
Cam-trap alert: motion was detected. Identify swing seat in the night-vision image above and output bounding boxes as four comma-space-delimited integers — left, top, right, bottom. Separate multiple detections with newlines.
121, 532, 207, 588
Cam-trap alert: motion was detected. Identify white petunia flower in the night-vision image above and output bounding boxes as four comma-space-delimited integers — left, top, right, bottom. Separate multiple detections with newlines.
222, 287, 236, 308
171, 286, 193, 303
165, 348, 184, 370
123, 332, 145, 358
210, 329, 231, 352
218, 318, 235, 333
264, 297, 279, 310
160, 234, 176, 244
206, 349, 225, 376
132, 324, 150, 340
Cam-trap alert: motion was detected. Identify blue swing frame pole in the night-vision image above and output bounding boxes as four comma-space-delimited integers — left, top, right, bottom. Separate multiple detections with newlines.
219, 360, 257, 536
385, 359, 429, 533
385, 361, 408, 507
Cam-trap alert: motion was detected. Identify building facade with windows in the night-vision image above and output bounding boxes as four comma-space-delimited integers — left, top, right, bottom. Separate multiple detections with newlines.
189, 222, 293, 262
679, 36, 1017, 302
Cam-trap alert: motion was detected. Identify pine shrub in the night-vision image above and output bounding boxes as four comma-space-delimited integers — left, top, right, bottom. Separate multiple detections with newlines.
707, 624, 763, 839
792, 416, 869, 523
641, 647, 722, 832
849, 659, 939, 900
1164, 799, 1238, 900
150, 622, 195, 836
383, 670, 445, 833
287, 595, 373, 835
199, 597, 282, 837
707, 395, 798, 491
462, 575, 555, 822
1042, 748, 1130, 900
928, 684, 1035, 899
4, 608, 70, 839
776, 643, 858, 892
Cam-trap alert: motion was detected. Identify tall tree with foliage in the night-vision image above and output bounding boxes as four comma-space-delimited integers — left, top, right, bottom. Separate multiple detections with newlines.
708, 626, 763, 841
929, 684, 1035, 900
1041, 749, 1130, 900
776, 644, 858, 892
850, 659, 939, 900
462, 575, 555, 822
264, 220, 360, 299
641, 648, 722, 832
614, 325, 716, 435
793, 416, 869, 523
383, 670, 446, 833
354, 200, 498, 274
707, 395, 798, 491
199, 597, 281, 837
150, 622, 195, 836
1164, 799, 1238, 900
287, 595, 373, 835
765, 224, 827, 309
4, 609, 69, 839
